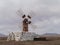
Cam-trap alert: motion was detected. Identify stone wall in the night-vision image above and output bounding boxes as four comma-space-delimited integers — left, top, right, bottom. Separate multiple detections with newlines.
7, 32, 39, 41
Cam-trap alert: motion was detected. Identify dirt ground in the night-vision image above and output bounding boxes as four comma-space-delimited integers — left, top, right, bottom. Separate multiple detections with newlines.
0, 40, 60, 45
0, 37, 60, 45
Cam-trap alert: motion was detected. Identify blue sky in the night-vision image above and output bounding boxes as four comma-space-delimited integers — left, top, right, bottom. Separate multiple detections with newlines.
0, 0, 60, 35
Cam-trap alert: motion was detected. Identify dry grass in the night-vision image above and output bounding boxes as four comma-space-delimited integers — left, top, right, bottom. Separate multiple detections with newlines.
0, 40, 60, 45
0, 37, 60, 45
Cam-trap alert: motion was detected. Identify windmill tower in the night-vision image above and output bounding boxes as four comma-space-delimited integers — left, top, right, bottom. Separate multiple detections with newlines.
22, 14, 31, 32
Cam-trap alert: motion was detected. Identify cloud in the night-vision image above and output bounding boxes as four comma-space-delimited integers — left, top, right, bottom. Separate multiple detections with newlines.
0, 0, 60, 35
31, 16, 60, 34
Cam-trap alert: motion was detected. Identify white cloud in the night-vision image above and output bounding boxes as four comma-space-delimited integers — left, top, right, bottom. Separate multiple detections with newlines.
0, 0, 60, 35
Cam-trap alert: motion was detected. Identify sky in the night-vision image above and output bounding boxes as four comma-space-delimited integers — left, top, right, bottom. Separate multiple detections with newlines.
0, 0, 60, 35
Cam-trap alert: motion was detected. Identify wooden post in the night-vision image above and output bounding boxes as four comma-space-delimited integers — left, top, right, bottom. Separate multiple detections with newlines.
22, 15, 31, 32
23, 18, 28, 32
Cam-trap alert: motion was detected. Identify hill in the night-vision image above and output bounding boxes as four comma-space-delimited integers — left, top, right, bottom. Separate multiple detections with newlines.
0, 33, 7, 37
40, 33, 60, 37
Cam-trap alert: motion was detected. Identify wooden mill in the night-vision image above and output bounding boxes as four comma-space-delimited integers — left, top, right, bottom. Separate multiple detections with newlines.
22, 14, 31, 32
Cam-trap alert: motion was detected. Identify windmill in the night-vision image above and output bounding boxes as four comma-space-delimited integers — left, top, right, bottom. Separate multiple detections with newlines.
16, 9, 37, 32
7, 9, 39, 41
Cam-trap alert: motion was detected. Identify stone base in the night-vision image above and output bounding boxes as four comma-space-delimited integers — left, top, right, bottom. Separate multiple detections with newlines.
7, 32, 39, 41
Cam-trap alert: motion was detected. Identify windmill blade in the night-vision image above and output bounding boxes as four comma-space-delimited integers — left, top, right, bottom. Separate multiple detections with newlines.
29, 10, 36, 18
22, 14, 26, 18
30, 23, 38, 30
16, 9, 24, 17
28, 15, 31, 19
18, 21, 23, 30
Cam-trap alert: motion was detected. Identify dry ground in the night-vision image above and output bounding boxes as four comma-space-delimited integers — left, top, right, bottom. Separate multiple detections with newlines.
0, 37, 60, 45
0, 40, 60, 45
